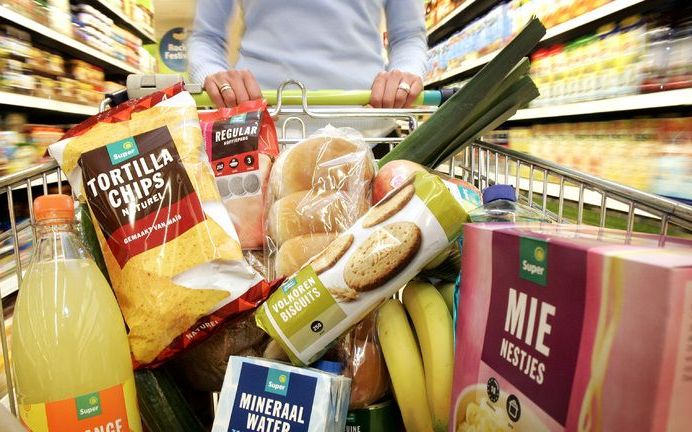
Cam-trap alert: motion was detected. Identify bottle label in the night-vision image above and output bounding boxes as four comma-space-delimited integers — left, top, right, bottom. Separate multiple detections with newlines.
19, 377, 141, 432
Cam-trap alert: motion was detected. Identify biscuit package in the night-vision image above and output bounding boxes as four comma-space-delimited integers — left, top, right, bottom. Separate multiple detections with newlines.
453, 224, 692, 432
266, 126, 376, 279
256, 170, 468, 365
49, 84, 272, 367
199, 100, 279, 250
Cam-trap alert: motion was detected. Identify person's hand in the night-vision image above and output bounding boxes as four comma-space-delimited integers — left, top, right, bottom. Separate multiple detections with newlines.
204, 69, 262, 108
370, 70, 424, 109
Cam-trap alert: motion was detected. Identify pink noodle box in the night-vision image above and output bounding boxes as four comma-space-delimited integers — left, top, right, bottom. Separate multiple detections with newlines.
451, 223, 692, 432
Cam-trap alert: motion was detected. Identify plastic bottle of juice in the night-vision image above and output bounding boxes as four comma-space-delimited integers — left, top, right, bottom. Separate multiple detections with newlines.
469, 185, 549, 222
12, 194, 142, 432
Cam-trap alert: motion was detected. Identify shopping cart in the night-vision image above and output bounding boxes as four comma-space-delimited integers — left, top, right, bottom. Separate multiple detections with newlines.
1, 78, 691, 417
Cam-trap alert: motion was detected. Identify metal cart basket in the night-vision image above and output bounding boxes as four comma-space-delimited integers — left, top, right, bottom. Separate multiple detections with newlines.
1, 79, 691, 416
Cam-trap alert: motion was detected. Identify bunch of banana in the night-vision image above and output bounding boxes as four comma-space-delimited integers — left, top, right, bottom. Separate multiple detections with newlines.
377, 281, 454, 432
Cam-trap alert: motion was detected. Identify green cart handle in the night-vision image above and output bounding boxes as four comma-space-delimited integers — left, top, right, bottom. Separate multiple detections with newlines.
192, 88, 456, 107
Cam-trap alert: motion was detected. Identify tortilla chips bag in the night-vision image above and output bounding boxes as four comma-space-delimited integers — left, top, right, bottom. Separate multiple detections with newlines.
49, 83, 273, 367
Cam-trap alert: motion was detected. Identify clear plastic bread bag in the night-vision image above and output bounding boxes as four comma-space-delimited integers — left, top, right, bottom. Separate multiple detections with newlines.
265, 125, 376, 280
337, 311, 389, 409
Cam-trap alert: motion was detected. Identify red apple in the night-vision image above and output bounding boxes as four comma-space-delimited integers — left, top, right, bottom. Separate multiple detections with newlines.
373, 160, 480, 204
372, 160, 426, 204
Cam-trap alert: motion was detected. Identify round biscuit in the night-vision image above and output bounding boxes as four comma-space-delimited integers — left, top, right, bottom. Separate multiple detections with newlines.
309, 233, 354, 274
362, 183, 415, 228
344, 222, 421, 292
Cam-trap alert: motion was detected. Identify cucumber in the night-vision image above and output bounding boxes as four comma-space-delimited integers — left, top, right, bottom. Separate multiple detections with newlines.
135, 368, 206, 432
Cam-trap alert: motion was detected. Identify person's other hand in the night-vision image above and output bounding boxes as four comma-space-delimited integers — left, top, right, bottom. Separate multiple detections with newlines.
370, 70, 424, 109
204, 70, 262, 108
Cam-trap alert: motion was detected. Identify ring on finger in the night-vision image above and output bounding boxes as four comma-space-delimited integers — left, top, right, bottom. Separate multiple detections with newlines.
219, 83, 233, 93
397, 82, 411, 94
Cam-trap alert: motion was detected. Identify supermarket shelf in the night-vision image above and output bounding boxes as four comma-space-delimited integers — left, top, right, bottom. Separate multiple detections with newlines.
0, 91, 98, 116
425, 0, 649, 86
83, 0, 156, 44
509, 89, 692, 121
427, 0, 497, 46
0, 273, 19, 299
425, 50, 498, 86
0, 5, 142, 75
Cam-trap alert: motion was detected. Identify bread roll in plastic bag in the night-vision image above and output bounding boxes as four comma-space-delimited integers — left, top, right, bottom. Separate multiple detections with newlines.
266, 126, 375, 279
338, 311, 389, 409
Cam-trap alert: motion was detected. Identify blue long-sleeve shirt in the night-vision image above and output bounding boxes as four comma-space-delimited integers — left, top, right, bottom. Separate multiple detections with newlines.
188, 0, 428, 90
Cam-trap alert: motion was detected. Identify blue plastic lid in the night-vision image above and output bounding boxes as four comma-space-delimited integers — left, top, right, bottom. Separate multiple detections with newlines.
482, 185, 516, 203
312, 360, 343, 375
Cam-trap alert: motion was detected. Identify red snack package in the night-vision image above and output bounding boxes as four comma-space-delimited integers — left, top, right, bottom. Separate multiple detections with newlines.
49, 84, 276, 367
199, 100, 279, 249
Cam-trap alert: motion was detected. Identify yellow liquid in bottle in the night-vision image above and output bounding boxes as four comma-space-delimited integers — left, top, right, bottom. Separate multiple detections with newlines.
12, 259, 142, 432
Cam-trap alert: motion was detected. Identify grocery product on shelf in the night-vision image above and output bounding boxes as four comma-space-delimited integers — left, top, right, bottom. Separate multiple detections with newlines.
505, 117, 692, 201
256, 170, 468, 366
199, 100, 280, 250
0, 113, 67, 175
0, 24, 110, 105
0, 0, 154, 73
453, 223, 692, 432
12, 194, 142, 431
426, 0, 613, 83
0, 25, 35, 95
267, 126, 375, 278
72, 3, 144, 69
529, 14, 692, 107
48, 84, 271, 367
426, 0, 466, 30
469, 184, 549, 222
211, 356, 351, 432
382, 18, 544, 168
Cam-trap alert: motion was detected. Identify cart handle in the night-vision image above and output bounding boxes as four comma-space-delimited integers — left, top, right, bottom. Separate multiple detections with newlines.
191, 88, 455, 107
119, 75, 455, 108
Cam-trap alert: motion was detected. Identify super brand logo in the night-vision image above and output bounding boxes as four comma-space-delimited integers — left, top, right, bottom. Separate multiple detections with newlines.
520, 237, 547, 286
106, 138, 140, 165
229, 113, 247, 124
264, 368, 290, 397
75, 391, 102, 420
282, 277, 297, 293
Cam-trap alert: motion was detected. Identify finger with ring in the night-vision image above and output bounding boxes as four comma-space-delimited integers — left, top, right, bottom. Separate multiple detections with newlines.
397, 82, 411, 94
219, 83, 233, 93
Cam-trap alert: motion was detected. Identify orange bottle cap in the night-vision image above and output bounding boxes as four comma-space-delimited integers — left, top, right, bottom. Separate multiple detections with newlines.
34, 194, 74, 222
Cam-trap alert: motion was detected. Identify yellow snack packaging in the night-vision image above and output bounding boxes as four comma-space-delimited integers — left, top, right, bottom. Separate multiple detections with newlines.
49, 84, 273, 367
